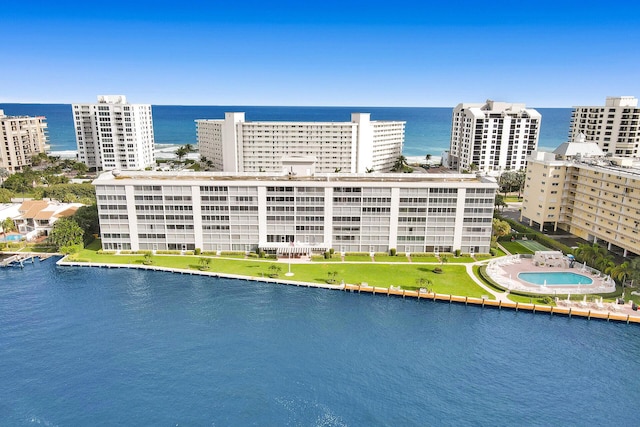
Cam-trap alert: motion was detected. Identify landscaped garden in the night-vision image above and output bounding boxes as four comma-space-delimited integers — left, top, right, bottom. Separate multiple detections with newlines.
69, 241, 492, 298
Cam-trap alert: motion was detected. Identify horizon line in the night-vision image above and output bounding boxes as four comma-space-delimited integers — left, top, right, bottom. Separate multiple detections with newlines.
0, 101, 575, 109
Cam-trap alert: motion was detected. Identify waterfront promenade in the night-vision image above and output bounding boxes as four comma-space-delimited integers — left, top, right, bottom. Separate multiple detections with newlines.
53, 253, 640, 325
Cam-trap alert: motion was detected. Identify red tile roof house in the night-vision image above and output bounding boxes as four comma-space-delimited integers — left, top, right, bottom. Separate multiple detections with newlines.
14, 200, 84, 240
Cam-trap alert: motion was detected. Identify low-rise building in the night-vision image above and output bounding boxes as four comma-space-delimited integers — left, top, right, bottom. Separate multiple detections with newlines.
521, 138, 640, 257
94, 170, 497, 255
13, 200, 83, 239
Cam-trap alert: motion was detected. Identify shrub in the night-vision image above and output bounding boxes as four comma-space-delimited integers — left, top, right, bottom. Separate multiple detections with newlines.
194, 248, 201, 255
455, 249, 461, 257
390, 248, 397, 256
433, 267, 443, 274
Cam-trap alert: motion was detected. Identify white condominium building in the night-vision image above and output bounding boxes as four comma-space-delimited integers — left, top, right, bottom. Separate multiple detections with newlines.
521, 140, 640, 258
73, 95, 155, 171
569, 96, 640, 157
196, 112, 405, 173
94, 170, 496, 255
0, 109, 48, 173
447, 100, 541, 174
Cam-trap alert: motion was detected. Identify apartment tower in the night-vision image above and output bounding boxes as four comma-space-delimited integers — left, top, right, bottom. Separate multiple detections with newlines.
196, 112, 405, 173
569, 96, 640, 157
0, 109, 48, 173
447, 100, 541, 174
73, 95, 155, 171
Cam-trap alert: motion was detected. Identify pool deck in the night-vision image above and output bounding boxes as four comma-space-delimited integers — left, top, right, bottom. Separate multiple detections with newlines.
486, 255, 616, 295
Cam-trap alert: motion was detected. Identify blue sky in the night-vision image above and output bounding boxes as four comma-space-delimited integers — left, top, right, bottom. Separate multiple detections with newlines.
1, 0, 639, 107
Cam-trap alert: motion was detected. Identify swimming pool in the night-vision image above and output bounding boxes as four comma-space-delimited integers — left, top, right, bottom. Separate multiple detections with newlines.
0, 234, 22, 243
518, 272, 593, 286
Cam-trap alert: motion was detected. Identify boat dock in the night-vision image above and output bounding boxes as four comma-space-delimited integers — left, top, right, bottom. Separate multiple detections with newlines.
56, 259, 640, 325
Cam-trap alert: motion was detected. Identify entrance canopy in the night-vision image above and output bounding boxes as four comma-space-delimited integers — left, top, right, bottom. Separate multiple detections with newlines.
260, 242, 328, 255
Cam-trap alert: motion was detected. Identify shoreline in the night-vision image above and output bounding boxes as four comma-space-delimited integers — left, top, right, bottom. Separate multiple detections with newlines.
54, 257, 640, 325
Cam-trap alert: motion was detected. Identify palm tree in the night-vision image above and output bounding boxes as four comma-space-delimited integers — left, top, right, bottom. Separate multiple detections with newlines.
175, 146, 189, 161
198, 257, 211, 270
415, 277, 432, 292
610, 261, 633, 284
393, 155, 408, 172
184, 144, 194, 153
1, 217, 16, 237
268, 264, 282, 278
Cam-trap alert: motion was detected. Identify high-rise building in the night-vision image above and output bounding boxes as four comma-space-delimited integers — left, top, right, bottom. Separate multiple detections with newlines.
72, 95, 155, 171
0, 109, 48, 173
196, 112, 405, 173
446, 100, 541, 174
521, 141, 640, 257
94, 169, 496, 254
569, 96, 640, 157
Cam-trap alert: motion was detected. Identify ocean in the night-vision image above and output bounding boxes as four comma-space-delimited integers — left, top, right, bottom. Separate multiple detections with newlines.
0, 104, 572, 156
1, 259, 639, 426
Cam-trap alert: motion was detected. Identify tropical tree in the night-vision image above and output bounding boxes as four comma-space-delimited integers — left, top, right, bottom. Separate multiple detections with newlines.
415, 277, 433, 292
184, 144, 194, 153
2, 172, 31, 193
268, 264, 282, 278
143, 253, 154, 265
495, 194, 507, 211
175, 146, 189, 161
573, 243, 607, 267
73, 205, 100, 242
439, 254, 450, 265
73, 162, 88, 176
499, 171, 518, 196
1, 217, 16, 236
49, 217, 84, 250
0, 188, 13, 203
492, 218, 511, 241
392, 155, 408, 172
327, 271, 339, 284
198, 257, 211, 270
609, 261, 634, 284
515, 169, 527, 198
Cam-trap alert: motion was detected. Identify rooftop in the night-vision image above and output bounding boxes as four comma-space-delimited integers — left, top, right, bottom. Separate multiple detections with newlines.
96, 170, 497, 185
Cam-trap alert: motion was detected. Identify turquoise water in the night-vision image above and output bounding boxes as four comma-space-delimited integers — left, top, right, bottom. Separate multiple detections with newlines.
518, 272, 594, 286
0, 234, 21, 242
1, 259, 639, 425
0, 104, 572, 155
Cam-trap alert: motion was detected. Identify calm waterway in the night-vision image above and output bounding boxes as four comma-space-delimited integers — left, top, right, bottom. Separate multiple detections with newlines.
1, 258, 639, 426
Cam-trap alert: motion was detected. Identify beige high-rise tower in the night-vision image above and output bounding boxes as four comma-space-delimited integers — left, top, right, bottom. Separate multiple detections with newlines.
0, 109, 48, 173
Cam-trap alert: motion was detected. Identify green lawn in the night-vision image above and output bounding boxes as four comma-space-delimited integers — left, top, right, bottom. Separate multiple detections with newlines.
445, 256, 475, 263
72, 247, 490, 298
408, 256, 440, 263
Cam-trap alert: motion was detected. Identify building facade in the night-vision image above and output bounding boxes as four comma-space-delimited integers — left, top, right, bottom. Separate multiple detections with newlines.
447, 100, 541, 174
569, 96, 640, 157
94, 170, 496, 255
0, 109, 48, 173
196, 113, 405, 173
73, 95, 155, 171
521, 147, 640, 257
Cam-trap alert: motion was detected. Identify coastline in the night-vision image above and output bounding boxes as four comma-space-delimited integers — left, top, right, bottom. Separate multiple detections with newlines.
54, 257, 640, 325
